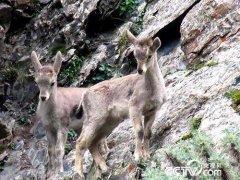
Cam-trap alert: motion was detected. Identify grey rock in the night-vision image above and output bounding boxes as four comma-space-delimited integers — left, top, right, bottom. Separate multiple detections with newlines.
180, 0, 240, 64
39, 0, 51, 4
140, 0, 199, 38
1, 0, 240, 179
31, 121, 46, 139
0, 112, 15, 141
0, 3, 12, 32
78, 45, 108, 85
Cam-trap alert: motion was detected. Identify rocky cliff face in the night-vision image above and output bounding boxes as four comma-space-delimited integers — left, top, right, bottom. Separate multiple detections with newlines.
0, 0, 239, 179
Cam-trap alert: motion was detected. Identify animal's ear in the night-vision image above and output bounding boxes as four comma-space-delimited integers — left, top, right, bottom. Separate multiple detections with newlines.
126, 30, 137, 44
151, 37, 161, 51
53, 51, 62, 74
31, 51, 42, 72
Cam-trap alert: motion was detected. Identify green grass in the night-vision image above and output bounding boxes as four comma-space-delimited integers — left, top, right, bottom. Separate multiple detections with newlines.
192, 60, 218, 71
226, 89, 240, 106
143, 129, 240, 179
180, 132, 193, 141
118, 33, 128, 56
206, 60, 218, 67
179, 117, 202, 141
222, 129, 240, 152
191, 117, 202, 130
142, 168, 174, 180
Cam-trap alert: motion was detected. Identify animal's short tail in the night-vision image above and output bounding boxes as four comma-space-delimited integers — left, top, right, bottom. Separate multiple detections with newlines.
71, 103, 84, 119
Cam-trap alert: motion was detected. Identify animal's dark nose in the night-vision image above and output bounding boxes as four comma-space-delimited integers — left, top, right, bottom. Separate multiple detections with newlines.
138, 69, 143, 74
41, 96, 46, 101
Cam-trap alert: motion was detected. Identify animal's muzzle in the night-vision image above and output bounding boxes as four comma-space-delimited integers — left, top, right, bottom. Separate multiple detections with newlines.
137, 69, 143, 74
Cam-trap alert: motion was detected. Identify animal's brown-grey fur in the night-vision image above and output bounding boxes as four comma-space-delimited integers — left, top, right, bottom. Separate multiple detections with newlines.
31, 51, 87, 179
74, 30, 167, 178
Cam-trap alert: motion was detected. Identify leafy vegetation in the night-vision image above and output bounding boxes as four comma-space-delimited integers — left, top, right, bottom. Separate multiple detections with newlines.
0, 145, 6, 154
191, 117, 202, 130
142, 128, 240, 179
0, 157, 7, 172
179, 117, 202, 141
64, 144, 72, 155
67, 129, 78, 141
113, 70, 123, 78
8, 143, 16, 150
118, 0, 139, 17
180, 132, 193, 141
226, 89, 240, 112
117, 33, 128, 56
60, 56, 84, 84
87, 64, 113, 84
51, 43, 67, 55
131, 3, 148, 34
206, 60, 218, 67
226, 89, 240, 106
222, 129, 240, 152
31, 0, 39, 5
222, 129, 240, 168
65, 129, 78, 154
137, 159, 148, 169
27, 103, 36, 114
2, 68, 18, 85
192, 60, 218, 71
142, 168, 174, 180
18, 116, 31, 125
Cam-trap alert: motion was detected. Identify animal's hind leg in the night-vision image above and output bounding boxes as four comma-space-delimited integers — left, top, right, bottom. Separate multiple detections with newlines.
75, 133, 88, 179
143, 113, 156, 159
75, 126, 97, 179
99, 138, 109, 154
89, 142, 109, 173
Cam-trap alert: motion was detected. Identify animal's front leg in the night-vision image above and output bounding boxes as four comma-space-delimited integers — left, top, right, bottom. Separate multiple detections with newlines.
143, 113, 156, 159
130, 109, 144, 161
55, 128, 68, 172
46, 128, 58, 179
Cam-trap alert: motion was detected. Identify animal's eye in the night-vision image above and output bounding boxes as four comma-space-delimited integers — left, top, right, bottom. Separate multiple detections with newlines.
51, 82, 55, 86
148, 55, 152, 59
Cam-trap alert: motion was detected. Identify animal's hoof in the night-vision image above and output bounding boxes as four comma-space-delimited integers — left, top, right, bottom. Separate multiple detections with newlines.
134, 153, 142, 162
101, 166, 111, 177
73, 172, 85, 180
74, 166, 84, 180
143, 151, 151, 160
46, 173, 56, 180
100, 164, 110, 174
